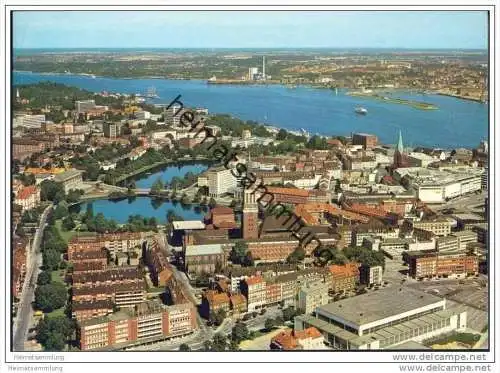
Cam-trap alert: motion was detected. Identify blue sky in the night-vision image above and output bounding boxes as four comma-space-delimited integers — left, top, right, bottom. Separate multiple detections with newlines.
13, 11, 488, 49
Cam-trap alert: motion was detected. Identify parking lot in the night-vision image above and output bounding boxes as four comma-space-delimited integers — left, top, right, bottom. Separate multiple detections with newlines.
379, 256, 489, 334
406, 276, 488, 333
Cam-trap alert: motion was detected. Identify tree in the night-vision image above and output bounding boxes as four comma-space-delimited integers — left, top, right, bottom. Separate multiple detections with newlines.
37, 271, 51, 286
228, 339, 240, 351
21, 209, 40, 224
43, 249, 61, 271
210, 308, 227, 326
265, 318, 275, 331
276, 129, 288, 141
36, 316, 74, 351
243, 251, 254, 267
66, 189, 84, 204
287, 247, 305, 263
151, 177, 164, 194
34, 283, 67, 312
211, 334, 228, 351
53, 201, 69, 220
343, 246, 386, 270
40, 180, 65, 202
179, 343, 191, 351
208, 198, 217, 209
282, 306, 297, 322
42, 226, 67, 253
19, 173, 36, 186
44, 333, 66, 351
306, 135, 328, 150
230, 241, 249, 265
62, 215, 76, 231
274, 316, 285, 326
231, 322, 249, 343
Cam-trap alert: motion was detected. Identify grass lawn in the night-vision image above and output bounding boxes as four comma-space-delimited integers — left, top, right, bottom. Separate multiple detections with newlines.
50, 270, 66, 285
45, 307, 66, 319
426, 332, 481, 348
55, 220, 77, 243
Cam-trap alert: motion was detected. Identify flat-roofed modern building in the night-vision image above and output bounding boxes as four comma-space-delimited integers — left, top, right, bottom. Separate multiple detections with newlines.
295, 287, 467, 350
77, 300, 197, 350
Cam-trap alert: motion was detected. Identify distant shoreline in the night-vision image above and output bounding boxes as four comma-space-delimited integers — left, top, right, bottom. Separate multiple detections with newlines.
13, 70, 487, 104
435, 92, 486, 104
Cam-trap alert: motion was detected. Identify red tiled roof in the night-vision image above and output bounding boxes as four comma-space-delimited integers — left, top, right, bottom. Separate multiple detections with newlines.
230, 293, 246, 305
205, 290, 230, 306
17, 186, 37, 200
271, 327, 323, 350
328, 262, 360, 278
271, 329, 297, 350
267, 187, 309, 197
214, 221, 237, 229
245, 275, 264, 286
211, 206, 234, 215
294, 327, 322, 340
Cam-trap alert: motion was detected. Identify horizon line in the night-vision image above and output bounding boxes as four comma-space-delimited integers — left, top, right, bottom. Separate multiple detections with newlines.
14, 47, 488, 51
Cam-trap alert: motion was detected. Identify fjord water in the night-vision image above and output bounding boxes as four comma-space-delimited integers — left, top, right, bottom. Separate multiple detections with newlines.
14, 71, 488, 149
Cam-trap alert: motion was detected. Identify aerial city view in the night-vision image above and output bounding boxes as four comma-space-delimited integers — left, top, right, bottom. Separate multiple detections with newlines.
10, 11, 489, 353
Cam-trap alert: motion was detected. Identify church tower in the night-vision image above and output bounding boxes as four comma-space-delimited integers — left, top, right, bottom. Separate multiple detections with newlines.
393, 130, 407, 169
242, 190, 259, 239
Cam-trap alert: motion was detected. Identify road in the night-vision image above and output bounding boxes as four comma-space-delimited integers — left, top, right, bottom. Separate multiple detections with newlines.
12, 205, 52, 351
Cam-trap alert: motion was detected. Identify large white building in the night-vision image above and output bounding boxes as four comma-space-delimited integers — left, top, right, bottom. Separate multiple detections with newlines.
135, 111, 151, 120
76, 100, 96, 114
14, 114, 46, 128
295, 287, 467, 350
284, 174, 322, 190
395, 167, 483, 203
207, 167, 237, 197
406, 152, 438, 168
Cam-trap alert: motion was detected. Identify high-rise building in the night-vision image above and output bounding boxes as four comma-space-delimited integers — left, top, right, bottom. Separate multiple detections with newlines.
482, 166, 488, 190
242, 190, 259, 239
262, 56, 266, 80
164, 104, 183, 127
352, 133, 378, 150
248, 67, 259, 80
103, 122, 121, 138
207, 167, 237, 197
359, 265, 383, 286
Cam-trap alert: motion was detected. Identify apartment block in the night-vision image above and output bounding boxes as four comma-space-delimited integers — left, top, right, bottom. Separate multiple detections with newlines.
77, 301, 197, 350
328, 262, 359, 294
407, 251, 478, 279
298, 281, 330, 315
241, 276, 266, 312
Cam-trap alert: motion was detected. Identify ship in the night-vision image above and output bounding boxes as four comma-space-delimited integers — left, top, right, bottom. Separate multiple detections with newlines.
145, 86, 159, 99
355, 107, 368, 115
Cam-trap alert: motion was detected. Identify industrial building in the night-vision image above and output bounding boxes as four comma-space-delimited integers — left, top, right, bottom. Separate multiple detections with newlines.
295, 287, 467, 350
